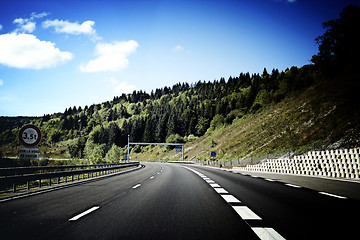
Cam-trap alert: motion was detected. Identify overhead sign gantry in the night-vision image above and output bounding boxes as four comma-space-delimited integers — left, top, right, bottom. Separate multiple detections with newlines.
127, 141, 185, 161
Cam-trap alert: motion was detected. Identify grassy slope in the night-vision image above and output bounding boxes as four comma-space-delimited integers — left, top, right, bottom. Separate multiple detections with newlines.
135, 68, 360, 162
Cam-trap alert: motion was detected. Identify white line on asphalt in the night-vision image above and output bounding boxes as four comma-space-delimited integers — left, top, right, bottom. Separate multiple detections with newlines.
265, 178, 275, 182
150, 176, 154, 179
182, 166, 286, 240
233, 206, 262, 220
285, 183, 301, 188
319, 191, 347, 199
252, 227, 286, 240
210, 183, 221, 188
69, 206, 100, 221
132, 184, 141, 189
214, 188, 228, 194
206, 180, 215, 184
221, 194, 241, 203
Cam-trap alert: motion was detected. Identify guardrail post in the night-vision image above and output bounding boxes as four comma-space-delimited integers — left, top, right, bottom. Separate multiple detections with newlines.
13, 183, 16, 193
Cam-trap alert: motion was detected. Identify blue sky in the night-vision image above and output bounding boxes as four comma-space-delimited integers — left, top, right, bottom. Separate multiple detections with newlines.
0, 0, 358, 116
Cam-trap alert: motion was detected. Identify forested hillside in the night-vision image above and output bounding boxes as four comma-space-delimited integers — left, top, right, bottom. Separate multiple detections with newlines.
1, 5, 359, 164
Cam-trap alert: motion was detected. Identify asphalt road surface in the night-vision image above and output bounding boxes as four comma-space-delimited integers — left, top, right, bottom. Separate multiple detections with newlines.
0, 162, 358, 240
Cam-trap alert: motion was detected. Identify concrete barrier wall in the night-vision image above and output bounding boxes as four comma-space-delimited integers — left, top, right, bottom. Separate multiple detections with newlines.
234, 148, 360, 180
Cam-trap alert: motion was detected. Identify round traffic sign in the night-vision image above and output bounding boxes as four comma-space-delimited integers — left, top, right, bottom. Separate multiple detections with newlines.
19, 124, 42, 147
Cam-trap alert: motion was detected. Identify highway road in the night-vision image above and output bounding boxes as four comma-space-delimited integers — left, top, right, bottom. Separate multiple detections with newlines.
0, 162, 359, 240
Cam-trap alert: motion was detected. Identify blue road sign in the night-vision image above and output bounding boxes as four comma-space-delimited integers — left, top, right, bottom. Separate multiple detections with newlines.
210, 151, 216, 157
175, 145, 182, 152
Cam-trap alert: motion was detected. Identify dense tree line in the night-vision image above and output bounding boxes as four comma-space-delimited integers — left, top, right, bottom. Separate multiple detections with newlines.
0, 64, 316, 160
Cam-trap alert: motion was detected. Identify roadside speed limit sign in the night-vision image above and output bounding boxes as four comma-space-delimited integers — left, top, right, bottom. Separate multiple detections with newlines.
19, 124, 42, 147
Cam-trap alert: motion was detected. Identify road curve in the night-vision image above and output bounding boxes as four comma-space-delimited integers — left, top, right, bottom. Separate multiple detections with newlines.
1, 162, 358, 240
0, 163, 258, 240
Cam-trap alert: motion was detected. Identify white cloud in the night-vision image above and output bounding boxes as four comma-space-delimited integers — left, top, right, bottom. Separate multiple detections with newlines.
80, 40, 139, 72
0, 25, 3, 31
0, 33, 73, 69
0, 79, 3, 86
42, 19, 100, 39
12, 12, 48, 34
110, 78, 136, 94
173, 45, 184, 52
31, 12, 48, 19
13, 18, 36, 33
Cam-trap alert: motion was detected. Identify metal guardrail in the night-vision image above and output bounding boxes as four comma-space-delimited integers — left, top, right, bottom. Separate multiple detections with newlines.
0, 162, 140, 193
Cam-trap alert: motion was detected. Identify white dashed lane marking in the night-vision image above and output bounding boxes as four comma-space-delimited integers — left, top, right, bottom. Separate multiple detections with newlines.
182, 166, 287, 240
319, 191, 347, 199
214, 188, 228, 194
252, 227, 286, 240
132, 184, 141, 189
233, 206, 262, 220
285, 183, 301, 188
221, 194, 241, 203
210, 183, 221, 188
69, 206, 100, 221
265, 178, 275, 182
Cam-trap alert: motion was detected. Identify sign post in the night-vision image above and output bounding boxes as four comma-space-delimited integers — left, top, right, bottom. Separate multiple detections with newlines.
18, 124, 42, 160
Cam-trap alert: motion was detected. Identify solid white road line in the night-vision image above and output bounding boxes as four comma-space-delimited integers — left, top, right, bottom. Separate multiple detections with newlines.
319, 192, 347, 199
285, 183, 301, 188
252, 227, 286, 240
221, 194, 241, 203
69, 206, 100, 221
214, 188, 228, 194
233, 206, 262, 220
132, 184, 141, 189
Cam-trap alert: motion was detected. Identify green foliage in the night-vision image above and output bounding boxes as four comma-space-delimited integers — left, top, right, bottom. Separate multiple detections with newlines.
195, 117, 210, 136
311, 5, 360, 69
105, 144, 123, 163
46, 129, 62, 145
88, 146, 104, 164
209, 139, 217, 147
184, 134, 197, 142
210, 114, 225, 130
166, 134, 184, 144
68, 136, 86, 158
